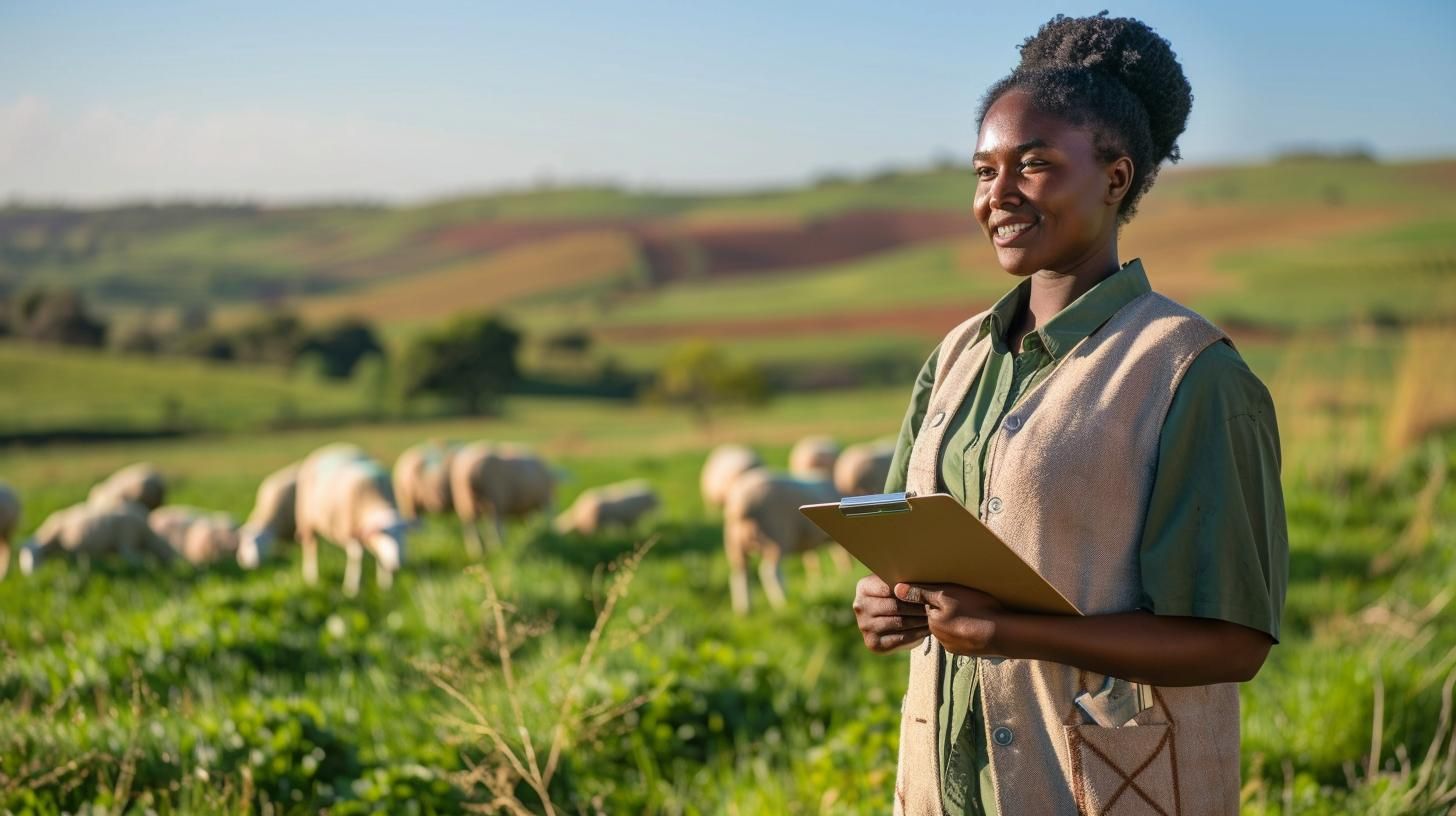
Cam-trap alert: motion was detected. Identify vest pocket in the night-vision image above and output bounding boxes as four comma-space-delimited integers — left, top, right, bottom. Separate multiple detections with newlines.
1064, 722, 1179, 815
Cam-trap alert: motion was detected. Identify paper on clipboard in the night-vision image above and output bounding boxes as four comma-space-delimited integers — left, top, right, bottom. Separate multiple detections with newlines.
799, 492, 1082, 616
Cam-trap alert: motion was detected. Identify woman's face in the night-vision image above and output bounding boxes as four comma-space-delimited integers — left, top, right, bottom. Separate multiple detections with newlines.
972, 90, 1126, 277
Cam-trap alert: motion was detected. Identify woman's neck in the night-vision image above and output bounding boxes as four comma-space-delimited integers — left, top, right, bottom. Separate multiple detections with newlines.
1011, 242, 1120, 352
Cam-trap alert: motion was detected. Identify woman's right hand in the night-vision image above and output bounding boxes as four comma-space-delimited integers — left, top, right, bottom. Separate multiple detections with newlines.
853, 574, 930, 652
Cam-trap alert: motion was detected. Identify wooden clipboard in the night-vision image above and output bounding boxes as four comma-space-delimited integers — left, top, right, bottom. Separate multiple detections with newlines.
800, 492, 1082, 616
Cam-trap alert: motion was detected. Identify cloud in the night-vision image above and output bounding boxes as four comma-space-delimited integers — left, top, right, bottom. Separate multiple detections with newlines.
0, 96, 541, 203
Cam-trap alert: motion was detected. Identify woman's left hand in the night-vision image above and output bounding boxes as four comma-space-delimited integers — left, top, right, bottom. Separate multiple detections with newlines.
895, 583, 1006, 656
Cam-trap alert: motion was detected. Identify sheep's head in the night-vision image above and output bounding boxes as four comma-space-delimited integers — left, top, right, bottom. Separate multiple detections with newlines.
235, 523, 272, 570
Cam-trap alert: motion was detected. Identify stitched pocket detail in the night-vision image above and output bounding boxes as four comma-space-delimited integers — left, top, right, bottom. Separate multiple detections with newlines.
1064, 722, 1179, 816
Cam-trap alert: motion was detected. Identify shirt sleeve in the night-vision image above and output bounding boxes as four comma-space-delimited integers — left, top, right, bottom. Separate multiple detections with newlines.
883, 346, 940, 494
1137, 340, 1289, 641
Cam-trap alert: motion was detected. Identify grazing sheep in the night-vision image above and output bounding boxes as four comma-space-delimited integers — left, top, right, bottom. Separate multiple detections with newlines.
450, 441, 555, 555
833, 439, 898, 497
149, 506, 245, 567
393, 440, 459, 520
722, 470, 845, 614
789, 435, 841, 480
237, 462, 299, 569
296, 444, 407, 596
19, 502, 174, 575
0, 482, 19, 581
553, 479, 660, 536
88, 463, 166, 512
700, 444, 763, 513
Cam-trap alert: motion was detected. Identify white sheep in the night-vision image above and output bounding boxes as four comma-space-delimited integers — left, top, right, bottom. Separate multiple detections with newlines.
393, 440, 459, 520
296, 444, 407, 596
19, 501, 175, 575
722, 469, 845, 615
237, 462, 299, 569
149, 506, 245, 567
0, 482, 19, 581
833, 439, 898, 497
552, 479, 660, 536
87, 462, 166, 512
788, 435, 841, 480
699, 444, 763, 513
449, 441, 555, 555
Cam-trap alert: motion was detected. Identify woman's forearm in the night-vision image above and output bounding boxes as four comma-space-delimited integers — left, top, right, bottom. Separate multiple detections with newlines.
989, 610, 1273, 686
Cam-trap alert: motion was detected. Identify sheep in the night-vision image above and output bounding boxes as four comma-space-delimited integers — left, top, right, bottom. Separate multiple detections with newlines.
149, 506, 245, 567
19, 501, 175, 575
788, 435, 841, 480
552, 479, 660, 536
296, 444, 407, 596
699, 444, 763, 513
87, 462, 166, 512
393, 440, 459, 520
0, 482, 19, 581
722, 469, 846, 615
237, 462, 300, 569
449, 441, 555, 555
833, 439, 898, 497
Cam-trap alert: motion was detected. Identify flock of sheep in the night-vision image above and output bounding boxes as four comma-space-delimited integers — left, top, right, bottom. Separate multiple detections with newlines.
0, 434, 893, 610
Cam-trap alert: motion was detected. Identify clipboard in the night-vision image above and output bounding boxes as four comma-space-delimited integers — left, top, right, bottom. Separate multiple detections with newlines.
799, 492, 1082, 616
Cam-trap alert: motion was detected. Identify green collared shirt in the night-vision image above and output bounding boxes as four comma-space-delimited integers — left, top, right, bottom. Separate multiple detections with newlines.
883, 259, 1288, 816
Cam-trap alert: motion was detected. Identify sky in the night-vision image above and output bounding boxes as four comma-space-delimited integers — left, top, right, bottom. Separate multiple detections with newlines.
2, 1, 1454, 204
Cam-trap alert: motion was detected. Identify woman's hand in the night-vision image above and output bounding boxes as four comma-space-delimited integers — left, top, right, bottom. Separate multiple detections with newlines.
852, 575, 930, 652
895, 583, 1006, 656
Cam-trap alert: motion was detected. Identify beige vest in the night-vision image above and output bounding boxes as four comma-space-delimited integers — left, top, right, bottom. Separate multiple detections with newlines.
893, 291, 1240, 816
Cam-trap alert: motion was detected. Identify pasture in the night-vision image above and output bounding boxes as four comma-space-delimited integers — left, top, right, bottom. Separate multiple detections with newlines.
2, 157, 1456, 813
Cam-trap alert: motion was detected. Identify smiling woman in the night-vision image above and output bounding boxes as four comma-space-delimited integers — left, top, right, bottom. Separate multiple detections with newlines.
850, 13, 1289, 816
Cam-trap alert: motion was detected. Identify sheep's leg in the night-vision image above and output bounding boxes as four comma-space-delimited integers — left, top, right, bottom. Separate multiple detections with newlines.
725, 521, 751, 615
828, 544, 852, 574
301, 530, 319, 585
0, 542, 8, 581
375, 555, 394, 590
488, 513, 506, 551
759, 548, 788, 610
802, 547, 823, 588
342, 540, 364, 597
462, 516, 484, 558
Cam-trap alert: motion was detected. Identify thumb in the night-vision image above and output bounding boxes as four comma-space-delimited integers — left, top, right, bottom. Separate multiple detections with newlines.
895, 583, 946, 607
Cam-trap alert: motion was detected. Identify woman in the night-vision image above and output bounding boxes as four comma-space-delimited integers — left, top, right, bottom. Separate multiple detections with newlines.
851, 14, 1288, 816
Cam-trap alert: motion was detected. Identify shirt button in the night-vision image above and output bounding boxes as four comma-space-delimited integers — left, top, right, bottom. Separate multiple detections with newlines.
1004, 415, 1022, 431
993, 726, 1014, 746
988, 496, 1004, 514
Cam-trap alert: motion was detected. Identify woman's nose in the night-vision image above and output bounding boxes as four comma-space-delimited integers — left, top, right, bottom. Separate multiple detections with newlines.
989, 170, 1023, 210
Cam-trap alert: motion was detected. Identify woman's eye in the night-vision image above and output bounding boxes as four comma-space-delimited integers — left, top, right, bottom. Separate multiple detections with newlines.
974, 167, 996, 180
1021, 159, 1047, 171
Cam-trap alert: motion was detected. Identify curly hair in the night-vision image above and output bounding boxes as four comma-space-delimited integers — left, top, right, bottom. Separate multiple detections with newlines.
977, 12, 1193, 223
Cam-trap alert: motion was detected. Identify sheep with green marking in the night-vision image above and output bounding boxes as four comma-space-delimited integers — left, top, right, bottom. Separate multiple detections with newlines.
296, 444, 407, 597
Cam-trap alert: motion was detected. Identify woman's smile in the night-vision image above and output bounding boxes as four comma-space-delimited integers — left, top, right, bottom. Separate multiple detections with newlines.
991, 216, 1041, 247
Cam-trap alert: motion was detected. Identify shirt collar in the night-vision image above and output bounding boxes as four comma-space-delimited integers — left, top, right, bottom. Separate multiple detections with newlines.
978, 258, 1152, 360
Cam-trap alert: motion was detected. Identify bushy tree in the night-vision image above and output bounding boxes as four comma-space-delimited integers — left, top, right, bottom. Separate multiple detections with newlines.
648, 340, 768, 426
299, 317, 383, 380
13, 287, 107, 347
402, 314, 521, 414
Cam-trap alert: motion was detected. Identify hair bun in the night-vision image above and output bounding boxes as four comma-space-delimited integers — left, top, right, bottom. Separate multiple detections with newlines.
1017, 12, 1192, 164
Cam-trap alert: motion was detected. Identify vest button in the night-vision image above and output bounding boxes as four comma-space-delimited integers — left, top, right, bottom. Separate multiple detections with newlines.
993, 726, 1014, 746
988, 496, 1004, 514
1004, 415, 1022, 431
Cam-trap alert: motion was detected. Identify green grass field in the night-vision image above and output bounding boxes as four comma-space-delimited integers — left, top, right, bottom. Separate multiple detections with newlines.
4, 157, 1456, 813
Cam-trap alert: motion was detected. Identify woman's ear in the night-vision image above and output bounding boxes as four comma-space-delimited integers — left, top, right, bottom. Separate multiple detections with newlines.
1105, 156, 1134, 207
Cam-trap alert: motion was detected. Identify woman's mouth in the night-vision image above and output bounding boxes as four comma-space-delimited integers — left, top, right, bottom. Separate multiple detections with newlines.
992, 218, 1039, 247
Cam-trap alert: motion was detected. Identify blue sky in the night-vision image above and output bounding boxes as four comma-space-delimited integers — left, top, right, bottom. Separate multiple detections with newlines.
2, 1, 1453, 203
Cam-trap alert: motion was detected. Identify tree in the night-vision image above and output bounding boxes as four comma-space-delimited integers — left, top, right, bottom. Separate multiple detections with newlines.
402, 314, 522, 414
14, 287, 107, 347
648, 340, 768, 426
300, 317, 383, 380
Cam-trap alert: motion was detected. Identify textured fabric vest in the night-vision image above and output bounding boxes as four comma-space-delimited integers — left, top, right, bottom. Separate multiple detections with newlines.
893, 291, 1240, 816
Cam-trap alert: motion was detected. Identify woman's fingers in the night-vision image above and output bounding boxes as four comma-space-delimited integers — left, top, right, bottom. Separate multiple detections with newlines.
864, 626, 930, 652
853, 592, 928, 620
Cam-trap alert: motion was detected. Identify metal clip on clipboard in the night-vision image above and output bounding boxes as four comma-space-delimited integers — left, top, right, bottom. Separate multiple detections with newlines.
838, 491, 913, 517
